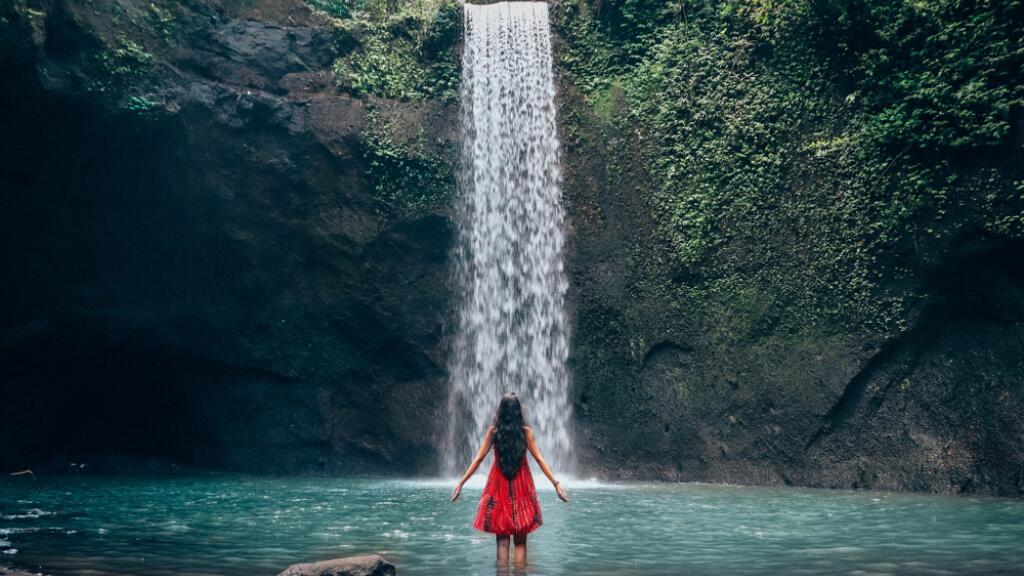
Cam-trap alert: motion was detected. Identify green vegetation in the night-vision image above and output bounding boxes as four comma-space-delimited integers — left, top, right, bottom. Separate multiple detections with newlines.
556, 0, 1024, 337
146, 1, 178, 45
69, 0, 184, 111
125, 94, 161, 113
90, 34, 153, 94
306, 0, 462, 218
362, 110, 455, 219
305, 0, 435, 19
307, 0, 461, 101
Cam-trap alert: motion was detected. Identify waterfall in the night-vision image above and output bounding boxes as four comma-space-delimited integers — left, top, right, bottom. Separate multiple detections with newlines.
444, 1, 573, 476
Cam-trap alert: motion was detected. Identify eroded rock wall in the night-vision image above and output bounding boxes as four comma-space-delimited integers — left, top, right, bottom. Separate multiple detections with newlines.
0, 0, 457, 473
552, 1, 1024, 496
2, 0, 1021, 498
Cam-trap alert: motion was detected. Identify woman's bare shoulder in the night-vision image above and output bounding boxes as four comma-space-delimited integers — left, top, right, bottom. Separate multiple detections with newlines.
522, 425, 533, 435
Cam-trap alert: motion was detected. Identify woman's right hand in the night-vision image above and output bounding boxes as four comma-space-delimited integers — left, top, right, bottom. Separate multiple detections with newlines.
450, 483, 462, 502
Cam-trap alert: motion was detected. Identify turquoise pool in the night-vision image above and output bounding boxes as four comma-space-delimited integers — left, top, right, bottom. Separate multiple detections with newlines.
1, 475, 1022, 575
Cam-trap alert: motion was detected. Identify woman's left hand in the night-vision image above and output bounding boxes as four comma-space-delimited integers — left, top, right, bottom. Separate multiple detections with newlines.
450, 483, 462, 502
555, 483, 568, 502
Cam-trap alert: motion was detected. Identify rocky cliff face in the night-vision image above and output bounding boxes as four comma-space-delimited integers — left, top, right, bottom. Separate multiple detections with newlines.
562, 150, 1024, 496
2, 0, 1021, 497
552, 1, 1024, 496
0, 0, 457, 473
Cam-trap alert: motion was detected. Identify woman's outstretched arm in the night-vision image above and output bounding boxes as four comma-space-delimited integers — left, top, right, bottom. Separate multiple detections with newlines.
525, 427, 569, 502
450, 426, 494, 502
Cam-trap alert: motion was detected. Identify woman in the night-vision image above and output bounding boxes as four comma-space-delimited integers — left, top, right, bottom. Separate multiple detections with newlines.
450, 392, 569, 564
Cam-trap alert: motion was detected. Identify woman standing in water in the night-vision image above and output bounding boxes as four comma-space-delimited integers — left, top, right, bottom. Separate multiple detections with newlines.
450, 393, 569, 564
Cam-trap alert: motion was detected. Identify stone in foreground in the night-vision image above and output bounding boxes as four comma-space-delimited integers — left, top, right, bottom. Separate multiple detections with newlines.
276, 555, 395, 576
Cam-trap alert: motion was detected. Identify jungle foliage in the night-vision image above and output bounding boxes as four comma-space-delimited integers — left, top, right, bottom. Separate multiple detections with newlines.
362, 110, 456, 219
307, 0, 461, 101
556, 0, 1024, 337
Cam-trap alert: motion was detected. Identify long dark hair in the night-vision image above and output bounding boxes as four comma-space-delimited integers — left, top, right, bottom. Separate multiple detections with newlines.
493, 393, 526, 479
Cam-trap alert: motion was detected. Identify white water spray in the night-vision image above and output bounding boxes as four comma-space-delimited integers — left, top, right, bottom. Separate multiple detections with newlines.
444, 1, 573, 475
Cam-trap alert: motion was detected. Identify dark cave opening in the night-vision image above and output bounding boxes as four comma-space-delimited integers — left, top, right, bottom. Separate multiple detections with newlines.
0, 68, 236, 471
0, 333, 221, 470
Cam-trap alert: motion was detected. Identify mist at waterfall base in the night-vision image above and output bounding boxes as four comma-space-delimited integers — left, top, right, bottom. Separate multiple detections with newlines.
444, 1, 573, 476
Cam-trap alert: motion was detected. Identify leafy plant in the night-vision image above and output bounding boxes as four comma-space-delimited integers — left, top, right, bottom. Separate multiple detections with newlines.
126, 95, 161, 113
310, 0, 461, 101
363, 111, 455, 219
90, 34, 153, 94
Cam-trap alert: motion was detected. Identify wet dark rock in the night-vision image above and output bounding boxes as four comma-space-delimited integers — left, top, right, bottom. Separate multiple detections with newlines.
0, 0, 457, 475
277, 555, 395, 576
1, 0, 1021, 499
555, 49, 1024, 497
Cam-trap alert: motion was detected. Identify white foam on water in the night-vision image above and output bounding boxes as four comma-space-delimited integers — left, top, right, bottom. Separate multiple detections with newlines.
444, 1, 573, 477
391, 475, 621, 491
1, 509, 55, 520
0, 529, 37, 536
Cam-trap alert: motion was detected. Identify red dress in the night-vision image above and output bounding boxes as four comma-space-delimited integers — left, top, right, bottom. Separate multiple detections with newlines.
473, 447, 543, 535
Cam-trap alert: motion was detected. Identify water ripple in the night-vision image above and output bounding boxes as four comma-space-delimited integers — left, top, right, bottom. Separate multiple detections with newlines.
0, 476, 1021, 576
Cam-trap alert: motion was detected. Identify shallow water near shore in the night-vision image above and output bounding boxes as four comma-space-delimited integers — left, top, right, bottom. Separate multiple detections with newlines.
1, 475, 1022, 576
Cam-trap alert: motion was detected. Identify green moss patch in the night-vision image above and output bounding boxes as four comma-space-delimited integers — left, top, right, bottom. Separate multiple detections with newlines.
308, 0, 461, 102
556, 0, 1024, 338
362, 109, 455, 220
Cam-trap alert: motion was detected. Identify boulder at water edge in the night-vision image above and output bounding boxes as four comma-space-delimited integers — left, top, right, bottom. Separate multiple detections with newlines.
276, 555, 395, 576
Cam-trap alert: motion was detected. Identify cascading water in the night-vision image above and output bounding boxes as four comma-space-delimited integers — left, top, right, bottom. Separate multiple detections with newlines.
444, 1, 573, 476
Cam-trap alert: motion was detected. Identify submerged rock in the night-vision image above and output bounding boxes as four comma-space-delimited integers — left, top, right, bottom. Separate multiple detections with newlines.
277, 555, 395, 576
